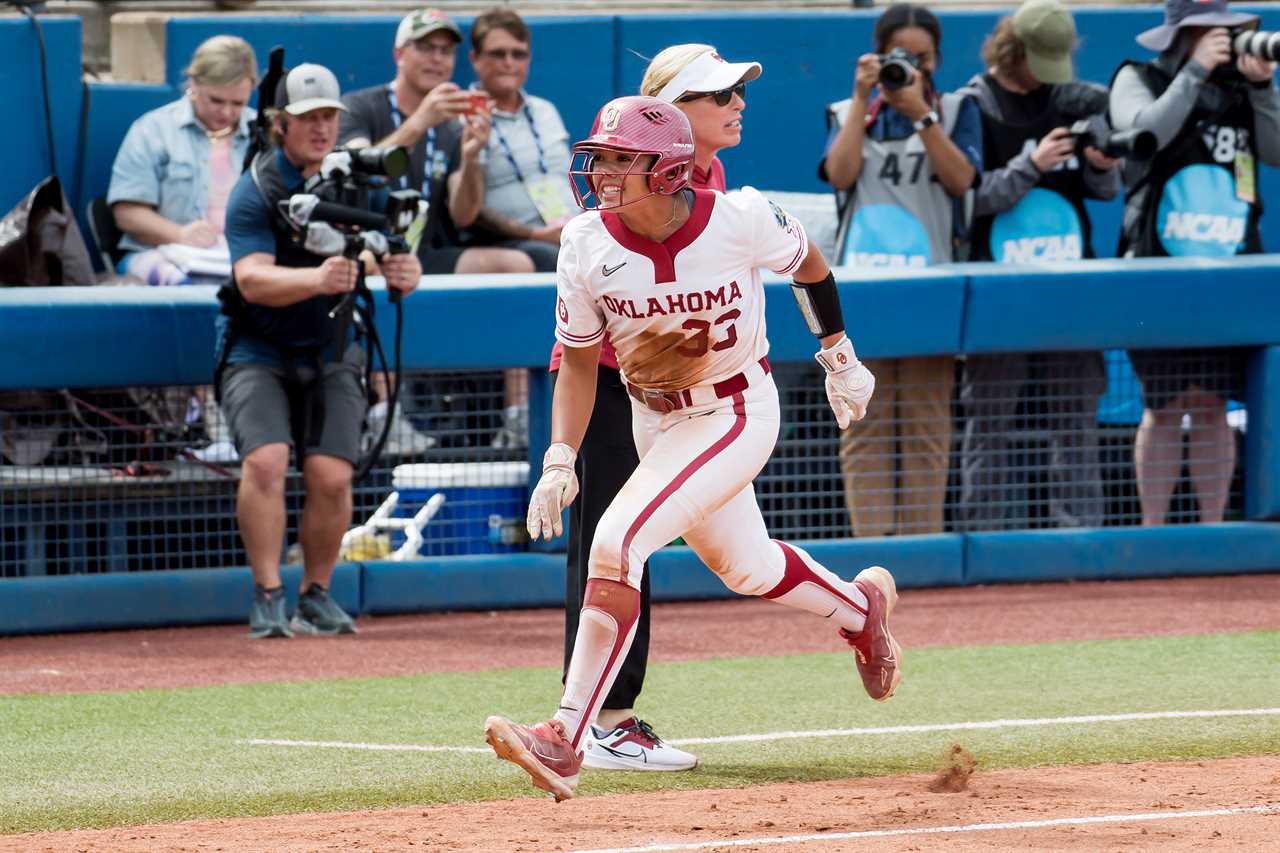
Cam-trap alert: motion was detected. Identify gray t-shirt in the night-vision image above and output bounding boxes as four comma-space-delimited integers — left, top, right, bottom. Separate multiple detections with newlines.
339, 83, 465, 251
478, 91, 577, 227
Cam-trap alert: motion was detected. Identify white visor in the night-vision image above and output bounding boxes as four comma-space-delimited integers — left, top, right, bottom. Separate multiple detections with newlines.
655, 51, 762, 103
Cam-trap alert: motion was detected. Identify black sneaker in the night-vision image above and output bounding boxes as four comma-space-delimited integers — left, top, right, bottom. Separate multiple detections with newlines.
290, 584, 357, 635
248, 585, 292, 639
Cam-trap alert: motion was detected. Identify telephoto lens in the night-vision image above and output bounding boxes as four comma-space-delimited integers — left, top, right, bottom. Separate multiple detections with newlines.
1232, 28, 1280, 62
1068, 117, 1157, 161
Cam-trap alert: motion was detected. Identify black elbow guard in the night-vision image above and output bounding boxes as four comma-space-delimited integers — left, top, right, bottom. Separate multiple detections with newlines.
789, 271, 845, 338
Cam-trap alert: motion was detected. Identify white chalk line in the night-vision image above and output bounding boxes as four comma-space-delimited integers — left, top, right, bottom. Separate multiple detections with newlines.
238, 706, 1280, 755
561, 805, 1280, 853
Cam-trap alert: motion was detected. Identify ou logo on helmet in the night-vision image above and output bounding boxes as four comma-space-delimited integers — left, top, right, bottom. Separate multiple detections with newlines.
601, 106, 621, 132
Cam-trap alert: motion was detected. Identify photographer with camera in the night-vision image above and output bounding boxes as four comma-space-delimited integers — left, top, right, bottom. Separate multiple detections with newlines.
1110, 0, 1280, 526
952, 0, 1119, 532
819, 4, 981, 538
221, 63, 422, 638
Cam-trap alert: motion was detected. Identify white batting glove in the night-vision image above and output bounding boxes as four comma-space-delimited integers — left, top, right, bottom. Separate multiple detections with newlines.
815, 335, 875, 429
526, 442, 579, 541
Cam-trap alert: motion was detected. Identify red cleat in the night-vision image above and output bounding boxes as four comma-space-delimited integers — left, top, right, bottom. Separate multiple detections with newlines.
484, 716, 582, 801
840, 566, 903, 701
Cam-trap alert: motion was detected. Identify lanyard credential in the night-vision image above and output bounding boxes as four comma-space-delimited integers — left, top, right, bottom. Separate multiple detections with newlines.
386, 83, 436, 203
491, 103, 548, 184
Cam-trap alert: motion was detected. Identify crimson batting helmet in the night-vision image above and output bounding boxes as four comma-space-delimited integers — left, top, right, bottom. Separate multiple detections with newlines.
568, 96, 695, 211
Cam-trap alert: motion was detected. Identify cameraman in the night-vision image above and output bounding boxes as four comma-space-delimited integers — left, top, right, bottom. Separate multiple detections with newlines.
819, 3, 981, 538
221, 63, 422, 638
1110, 0, 1280, 525
954, 0, 1118, 531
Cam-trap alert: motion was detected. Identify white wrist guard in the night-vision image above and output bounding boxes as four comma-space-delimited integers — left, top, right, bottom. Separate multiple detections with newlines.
543, 442, 577, 471
815, 335, 860, 373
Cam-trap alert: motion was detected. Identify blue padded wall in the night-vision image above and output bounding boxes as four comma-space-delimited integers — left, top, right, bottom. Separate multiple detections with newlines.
1245, 346, 1280, 520
0, 16, 83, 213
0, 563, 359, 635
964, 523, 1280, 585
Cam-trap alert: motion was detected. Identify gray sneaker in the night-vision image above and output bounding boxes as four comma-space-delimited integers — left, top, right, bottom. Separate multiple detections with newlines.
290, 585, 357, 635
248, 585, 292, 639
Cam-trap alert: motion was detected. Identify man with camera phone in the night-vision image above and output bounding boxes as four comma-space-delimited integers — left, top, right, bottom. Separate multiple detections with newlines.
1110, 0, 1280, 527
221, 62, 422, 639
955, 0, 1121, 531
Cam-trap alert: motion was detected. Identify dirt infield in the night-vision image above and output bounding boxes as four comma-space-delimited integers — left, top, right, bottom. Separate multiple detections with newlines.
7, 756, 1276, 852
3, 573, 1278, 851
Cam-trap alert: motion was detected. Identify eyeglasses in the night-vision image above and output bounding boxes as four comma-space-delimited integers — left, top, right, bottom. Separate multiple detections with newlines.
678, 82, 746, 107
480, 47, 530, 62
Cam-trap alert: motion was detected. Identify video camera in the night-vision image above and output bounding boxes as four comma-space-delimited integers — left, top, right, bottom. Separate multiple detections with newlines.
1232, 28, 1280, 62
877, 47, 921, 93
280, 143, 424, 261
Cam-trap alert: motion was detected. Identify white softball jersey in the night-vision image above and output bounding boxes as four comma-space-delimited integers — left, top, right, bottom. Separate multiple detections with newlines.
554, 187, 808, 393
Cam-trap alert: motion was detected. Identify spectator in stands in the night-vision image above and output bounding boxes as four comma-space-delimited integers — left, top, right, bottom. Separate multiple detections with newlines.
221, 63, 422, 638
1110, 0, 1280, 525
819, 4, 981, 537
340, 8, 526, 454
462, 7, 576, 448
466, 7, 577, 273
545, 43, 762, 775
108, 34, 256, 286
955, 0, 1119, 531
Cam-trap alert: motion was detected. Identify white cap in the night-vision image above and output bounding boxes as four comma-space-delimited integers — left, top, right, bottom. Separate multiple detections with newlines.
655, 51, 762, 104
276, 63, 347, 116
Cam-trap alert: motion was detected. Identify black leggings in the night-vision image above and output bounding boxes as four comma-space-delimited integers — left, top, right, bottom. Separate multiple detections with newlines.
559, 364, 651, 710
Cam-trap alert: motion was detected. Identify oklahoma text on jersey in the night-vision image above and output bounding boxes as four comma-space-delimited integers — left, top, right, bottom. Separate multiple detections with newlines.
554, 185, 808, 393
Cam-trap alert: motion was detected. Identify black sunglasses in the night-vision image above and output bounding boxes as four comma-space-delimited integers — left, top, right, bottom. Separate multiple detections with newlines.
679, 82, 746, 107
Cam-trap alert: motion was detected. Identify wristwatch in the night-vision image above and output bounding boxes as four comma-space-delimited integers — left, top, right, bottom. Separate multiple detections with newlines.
913, 110, 939, 133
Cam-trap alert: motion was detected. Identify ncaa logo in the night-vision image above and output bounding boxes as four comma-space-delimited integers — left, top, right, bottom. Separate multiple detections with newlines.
602, 106, 621, 132
557, 296, 569, 323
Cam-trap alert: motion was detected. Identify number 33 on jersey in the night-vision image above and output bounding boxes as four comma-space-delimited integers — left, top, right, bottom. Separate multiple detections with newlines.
555, 186, 808, 394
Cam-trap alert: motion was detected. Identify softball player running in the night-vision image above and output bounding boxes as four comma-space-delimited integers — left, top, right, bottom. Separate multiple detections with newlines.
484, 96, 901, 801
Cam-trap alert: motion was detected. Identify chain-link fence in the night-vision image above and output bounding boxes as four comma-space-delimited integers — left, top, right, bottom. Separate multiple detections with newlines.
0, 350, 1247, 577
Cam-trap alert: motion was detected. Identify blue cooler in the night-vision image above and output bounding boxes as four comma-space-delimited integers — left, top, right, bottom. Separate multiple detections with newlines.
391, 462, 530, 556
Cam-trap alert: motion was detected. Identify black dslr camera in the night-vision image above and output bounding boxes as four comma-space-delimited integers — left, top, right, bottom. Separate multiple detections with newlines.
877, 47, 921, 92
1068, 116, 1156, 160
1052, 81, 1157, 162
1232, 28, 1280, 61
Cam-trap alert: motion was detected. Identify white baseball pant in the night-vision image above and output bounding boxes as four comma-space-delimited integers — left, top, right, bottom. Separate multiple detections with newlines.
554, 372, 873, 748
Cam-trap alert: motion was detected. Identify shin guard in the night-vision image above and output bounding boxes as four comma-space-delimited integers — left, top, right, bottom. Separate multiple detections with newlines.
555, 578, 640, 750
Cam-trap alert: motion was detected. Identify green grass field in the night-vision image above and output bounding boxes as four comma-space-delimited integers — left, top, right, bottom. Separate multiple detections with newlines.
2, 630, 1277, 834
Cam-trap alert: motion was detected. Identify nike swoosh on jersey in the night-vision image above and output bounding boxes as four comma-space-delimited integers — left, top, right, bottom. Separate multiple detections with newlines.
602, 261, 627, 276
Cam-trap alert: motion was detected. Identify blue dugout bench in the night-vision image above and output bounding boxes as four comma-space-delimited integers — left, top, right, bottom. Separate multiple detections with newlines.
0, 259, 1277, 634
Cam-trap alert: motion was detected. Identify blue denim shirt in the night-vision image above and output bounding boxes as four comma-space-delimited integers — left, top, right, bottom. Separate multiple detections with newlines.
107, 95, 256, 254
